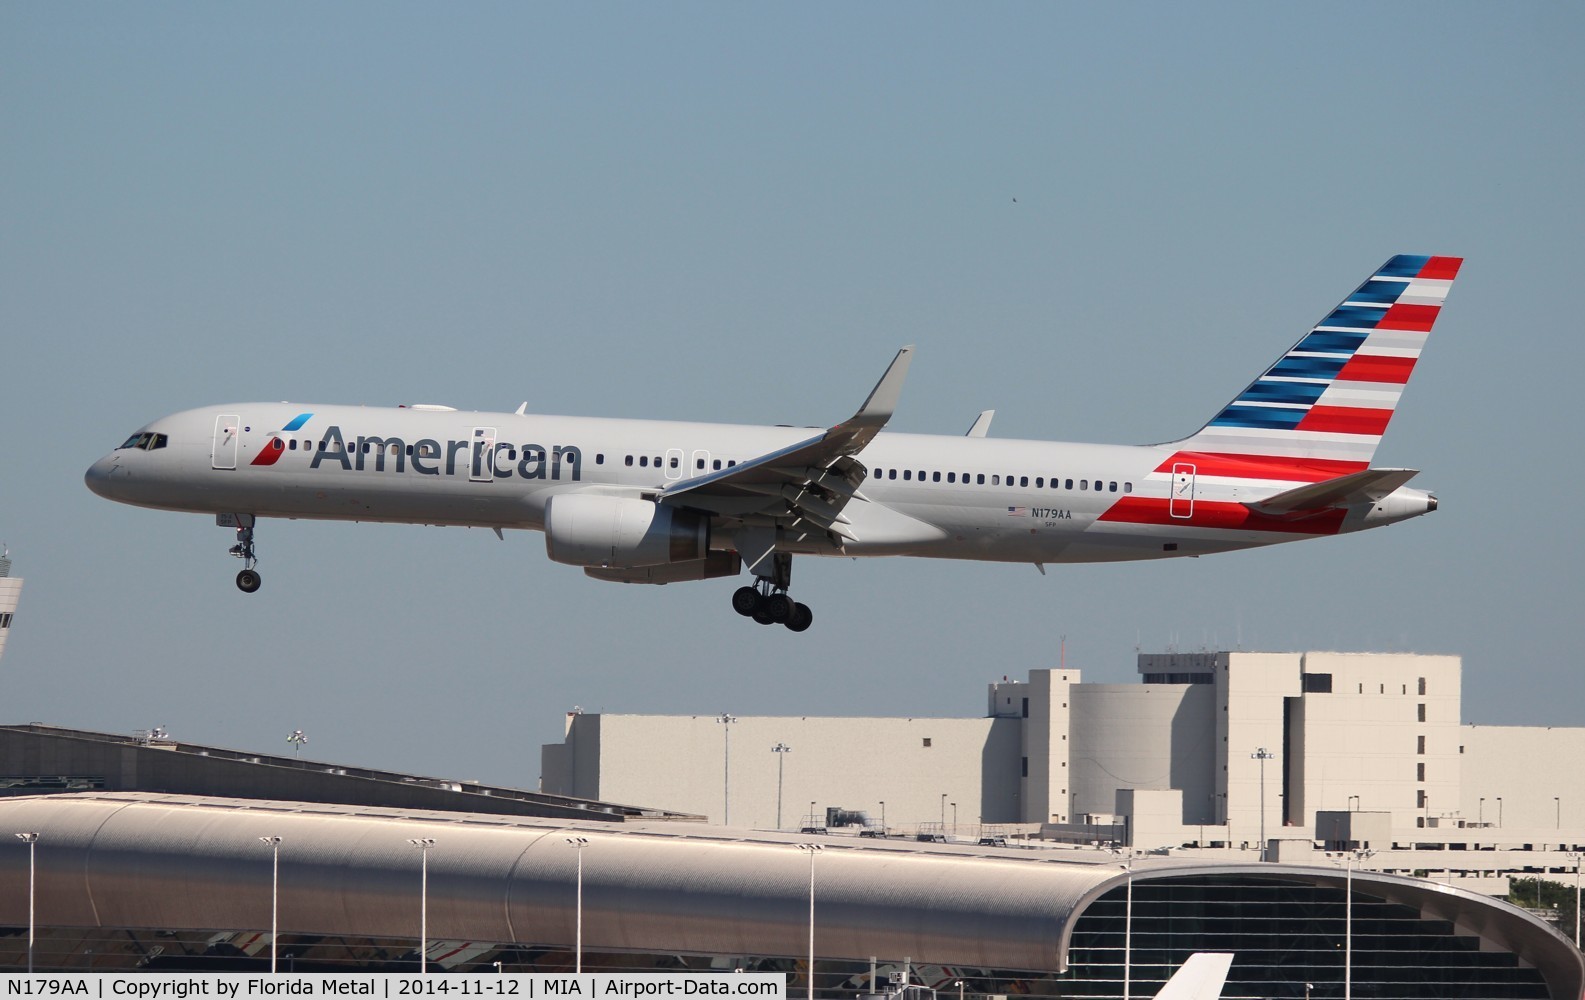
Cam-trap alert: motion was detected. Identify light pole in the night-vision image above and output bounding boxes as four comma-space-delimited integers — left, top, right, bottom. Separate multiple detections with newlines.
950, 802, 957, 838
772, 744, 792, 829
940, 793, 947, 834
259, 836, 281, 974
1497, 797, 1503, 827
878, 801, 886, 835
954, 981, 963, 1000
15, 833, 38, 974
408, 838, 436, 973
1568, 852, 1582, 949
1251, 748, 1275, 861
567, 837, 589, 973
1330, 847, 1374, 1000
1556, 796, 1561, 829
286, 730, 307, 758
717, 714, 737, 825
1479, 797, 1485, 825
797, 845, 823, 1000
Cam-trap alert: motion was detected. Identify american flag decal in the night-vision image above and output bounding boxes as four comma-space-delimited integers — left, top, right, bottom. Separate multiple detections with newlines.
1007, 506, 1028, 517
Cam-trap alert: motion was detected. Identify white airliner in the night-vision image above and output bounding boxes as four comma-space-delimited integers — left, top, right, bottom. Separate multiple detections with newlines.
86, 255, 1460, 632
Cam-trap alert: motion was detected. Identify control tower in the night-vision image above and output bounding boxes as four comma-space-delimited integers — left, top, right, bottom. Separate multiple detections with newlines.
0, 549, 20, 664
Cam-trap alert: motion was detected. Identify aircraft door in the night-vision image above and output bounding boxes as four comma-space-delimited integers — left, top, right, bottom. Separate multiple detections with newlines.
664, 447, 685, 481
1170, 462, 1196, 518
470, 427, 497, 482
212, 414, 240, 470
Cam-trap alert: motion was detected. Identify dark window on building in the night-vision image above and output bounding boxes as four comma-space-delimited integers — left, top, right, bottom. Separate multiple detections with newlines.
1417, 735, 1426, 754
1021, 756, 1029, 778
1417, 762, 1426, 782
1417, 703, 1426, 722
1418, 677, 1427, 696
1022, 697, 1030, 718
922, 738, 932, 748
1301, 673, 1332, 693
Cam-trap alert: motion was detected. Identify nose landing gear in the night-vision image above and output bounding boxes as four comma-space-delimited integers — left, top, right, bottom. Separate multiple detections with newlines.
227, 514, 261, 593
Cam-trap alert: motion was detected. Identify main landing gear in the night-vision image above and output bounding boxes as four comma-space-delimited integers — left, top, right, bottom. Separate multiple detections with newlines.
730, 552, 812, 632
732, 583, 813, 632
228, 514, 261, 593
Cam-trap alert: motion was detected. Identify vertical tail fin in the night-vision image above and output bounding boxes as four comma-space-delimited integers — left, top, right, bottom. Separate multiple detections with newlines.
1175, 255, 1463, 470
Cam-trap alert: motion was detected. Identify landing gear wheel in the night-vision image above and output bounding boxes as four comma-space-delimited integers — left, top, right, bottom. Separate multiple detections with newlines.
786, 602, 813, 633
731, 586, 762, 617
752, 606, 777, 626
763, 593, 794, 624
236, 569, 262, 593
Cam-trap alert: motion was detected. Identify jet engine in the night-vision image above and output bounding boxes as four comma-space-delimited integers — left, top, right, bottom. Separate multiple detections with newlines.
545, 494, 709, 568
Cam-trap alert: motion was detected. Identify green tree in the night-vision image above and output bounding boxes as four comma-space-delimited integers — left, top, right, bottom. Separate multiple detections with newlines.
1507, 876, 1582, 945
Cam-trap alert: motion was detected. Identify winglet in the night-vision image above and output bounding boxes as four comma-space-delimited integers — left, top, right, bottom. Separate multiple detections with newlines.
1151, 952, 1234, 1000
966, 409, 995, 438
850, 346, 914, 430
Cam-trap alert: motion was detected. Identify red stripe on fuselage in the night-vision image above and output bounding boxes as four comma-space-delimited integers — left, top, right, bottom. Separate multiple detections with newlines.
1098, 497, 1347, 534
1336, 354, 1416, 384
1152, 452, 1369, 483
1296, 406, 1393, 435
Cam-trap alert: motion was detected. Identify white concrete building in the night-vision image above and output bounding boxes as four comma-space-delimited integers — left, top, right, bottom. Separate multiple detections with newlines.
540, 649, 1585, 884
0, 551, 20, 666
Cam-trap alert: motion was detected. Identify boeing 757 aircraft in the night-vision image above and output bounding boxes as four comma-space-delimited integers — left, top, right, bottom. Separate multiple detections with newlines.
87, 255, 1460, 632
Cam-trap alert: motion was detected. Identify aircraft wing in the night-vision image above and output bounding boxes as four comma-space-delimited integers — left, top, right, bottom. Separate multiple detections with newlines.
657, 346, 914, 543
1247, 468, 1419, 515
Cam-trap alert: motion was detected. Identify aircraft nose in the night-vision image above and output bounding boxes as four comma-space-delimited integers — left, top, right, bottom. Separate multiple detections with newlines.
84, 455, 121, 499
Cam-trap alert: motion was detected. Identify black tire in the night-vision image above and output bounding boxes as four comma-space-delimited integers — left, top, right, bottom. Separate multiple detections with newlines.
786, 603, 813, 632
764, 593, 794, 624
731, 586, 761, 617
236, 569, 262, 594
752, 607, 777, 626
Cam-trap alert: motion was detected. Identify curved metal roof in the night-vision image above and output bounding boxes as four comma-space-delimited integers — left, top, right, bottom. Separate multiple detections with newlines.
1, 792, 1580, 996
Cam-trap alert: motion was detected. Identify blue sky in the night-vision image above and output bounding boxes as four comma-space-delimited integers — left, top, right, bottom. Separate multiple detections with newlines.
3, 3, 1581, 787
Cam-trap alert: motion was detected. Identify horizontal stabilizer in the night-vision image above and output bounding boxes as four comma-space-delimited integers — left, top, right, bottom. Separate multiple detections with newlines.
1152, 952, 1234, 1000
1248, 468, 1418, 515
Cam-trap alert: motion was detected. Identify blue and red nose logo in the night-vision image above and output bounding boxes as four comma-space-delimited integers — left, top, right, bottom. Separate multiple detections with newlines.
249, 413, 314, 467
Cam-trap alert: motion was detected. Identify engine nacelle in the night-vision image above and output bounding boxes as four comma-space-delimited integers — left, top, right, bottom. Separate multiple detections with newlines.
545, 494, 709, 568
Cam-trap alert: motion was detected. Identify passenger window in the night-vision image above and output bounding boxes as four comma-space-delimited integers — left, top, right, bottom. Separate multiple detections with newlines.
1124, 482, 1133, 493
1065, 479, 1073, 489
888, 469, 897, 480
1019, 476, 1028, 487
1035, 477, 1043, 487
625, 455, 633, 467
728, 460, 737, 467
654, 456, 661, 466
947, 472, 956, 484
696, 459, 705, 470
595, 454, 605, 465
932, 471, 940, 482
977, 474, 985, 485
289, 440, 297, 451
992, 475, 1001, 486
903, 470, 912, 481
639, 456, 648, 467
713, 459, 722, 470
1109, 481, 1118, 492
1080, 479, 1088, 490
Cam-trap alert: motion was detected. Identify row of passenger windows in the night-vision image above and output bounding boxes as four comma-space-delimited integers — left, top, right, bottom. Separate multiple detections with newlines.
117, 432, 169, 451
872, 468, 1133, 493
624, 455, 739, 471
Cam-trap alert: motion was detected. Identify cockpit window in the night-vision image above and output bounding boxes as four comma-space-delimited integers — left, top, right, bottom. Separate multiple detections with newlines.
117, 432, 168, 451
